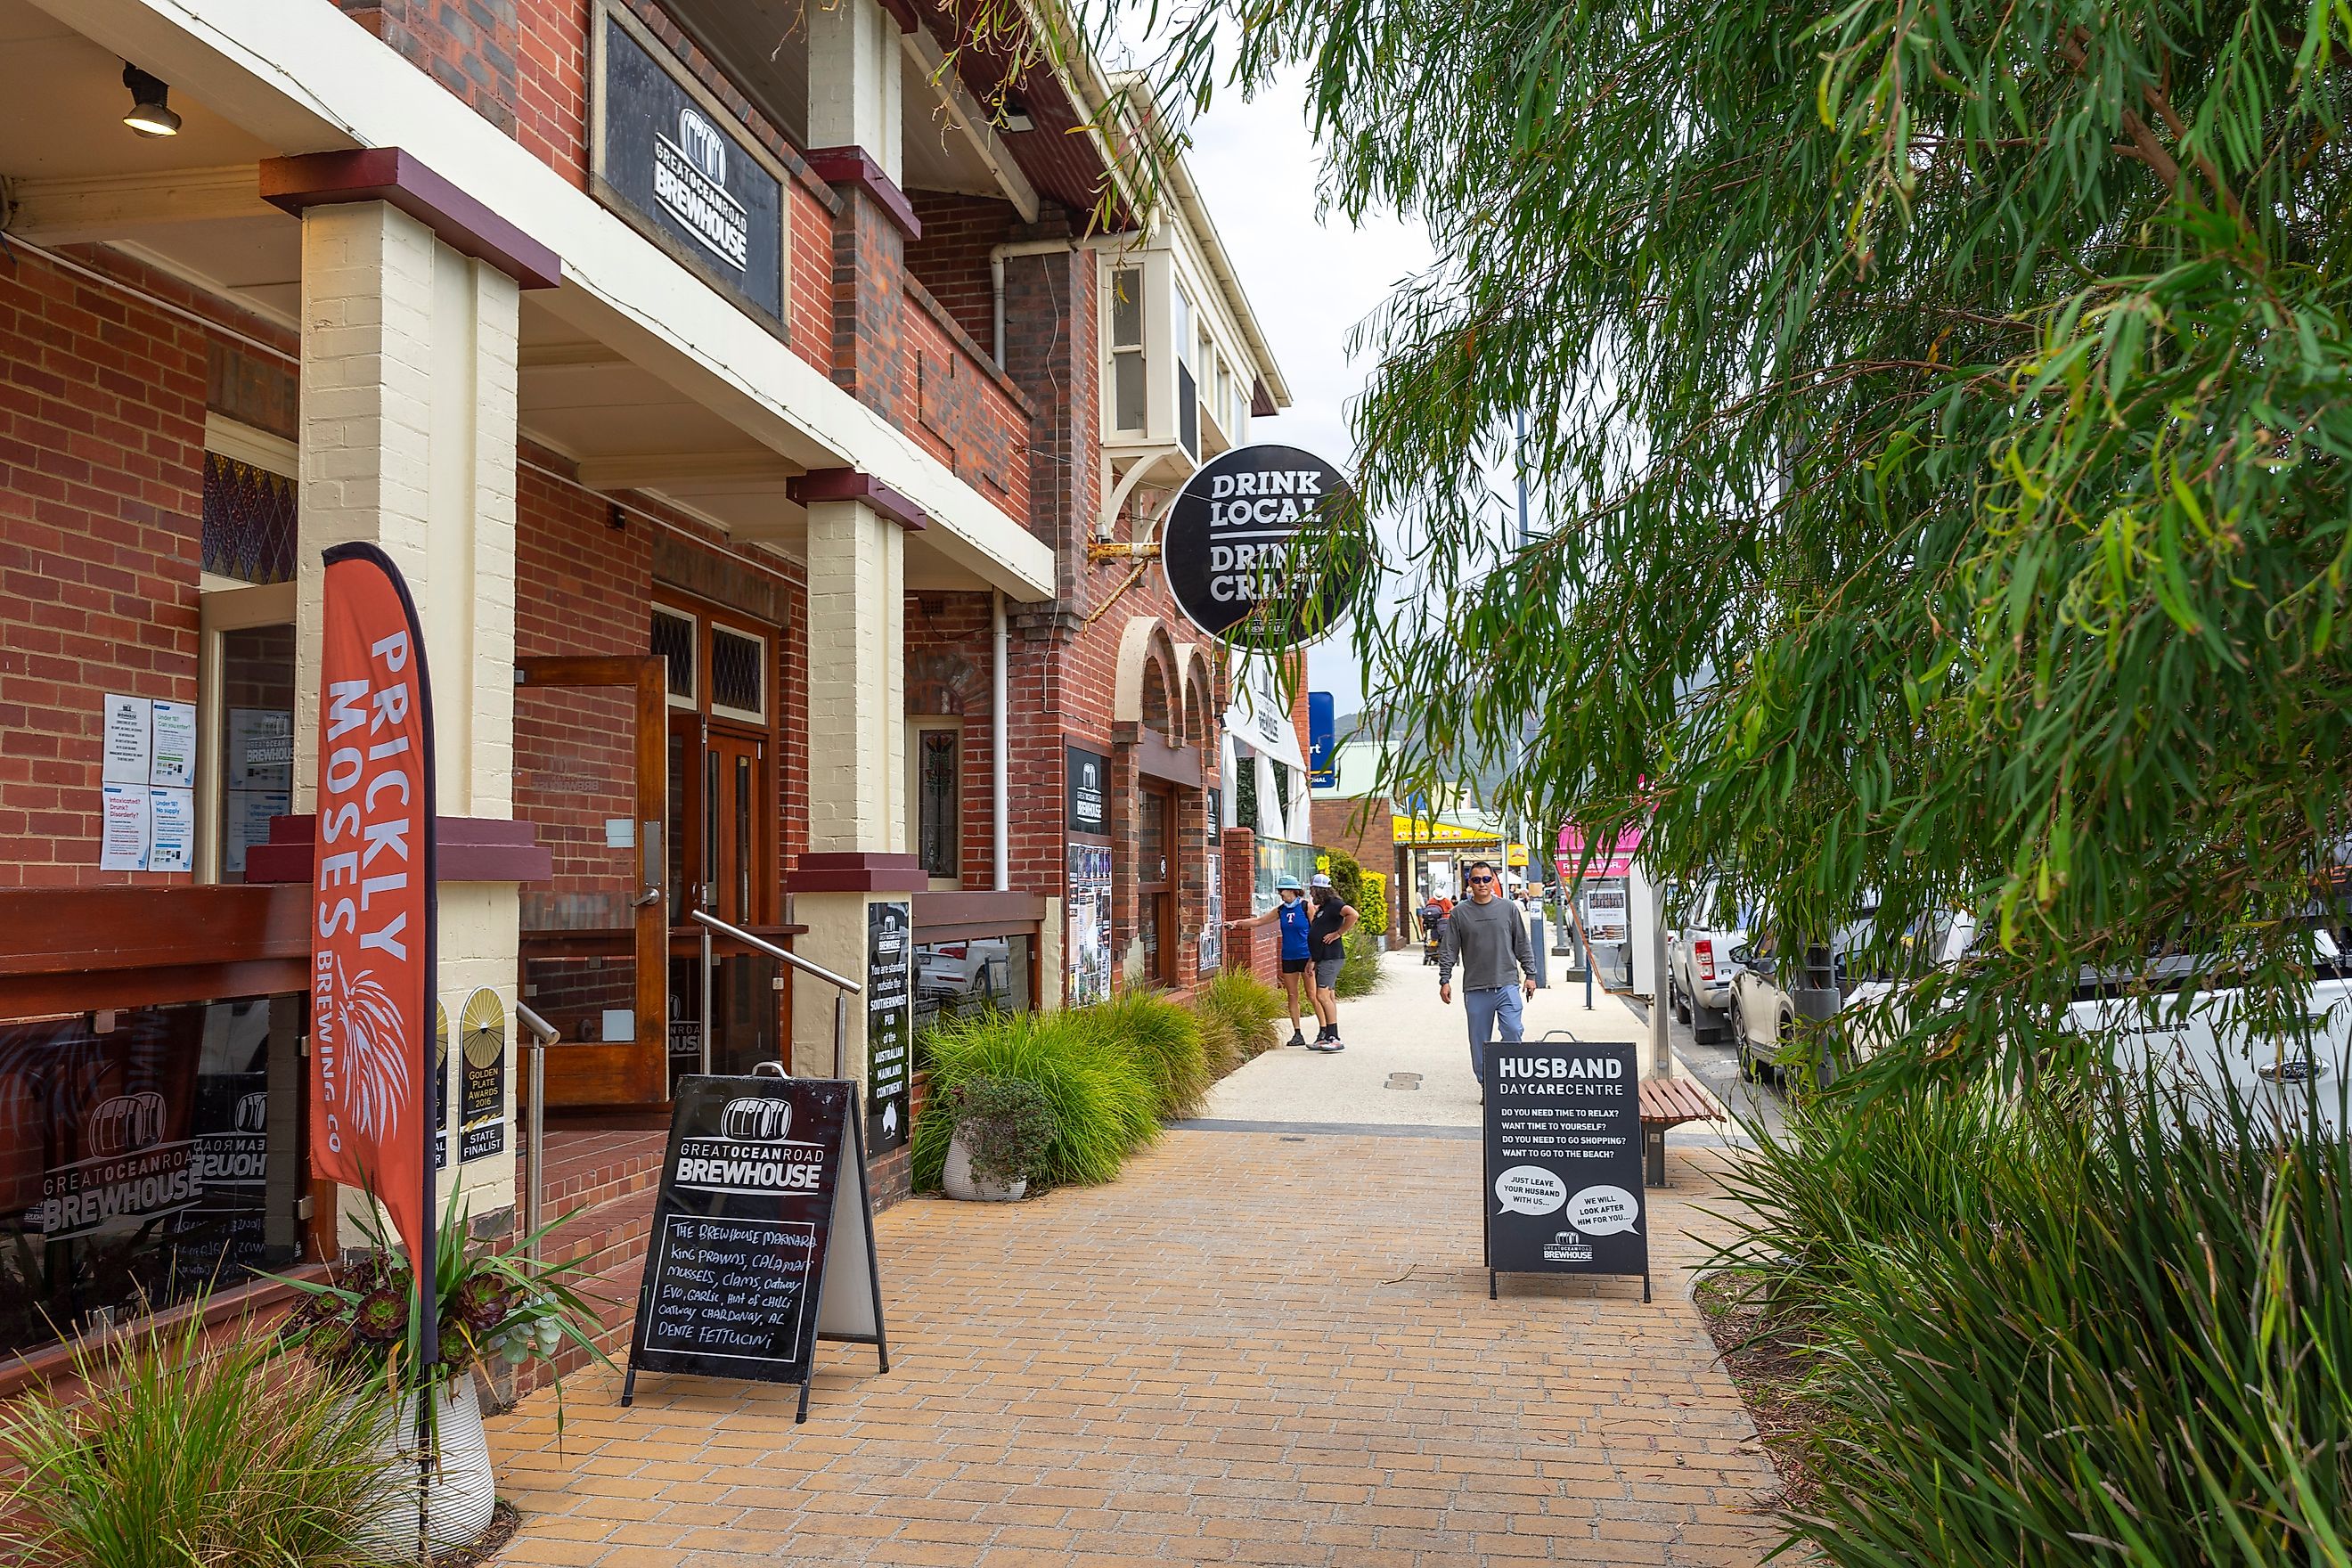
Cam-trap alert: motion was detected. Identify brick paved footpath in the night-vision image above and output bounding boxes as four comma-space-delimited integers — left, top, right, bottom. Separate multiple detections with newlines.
485, 1131, 1781, 1567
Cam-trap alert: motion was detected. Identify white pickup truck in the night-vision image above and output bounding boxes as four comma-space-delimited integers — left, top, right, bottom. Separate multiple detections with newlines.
1666, 880, 1754, 1049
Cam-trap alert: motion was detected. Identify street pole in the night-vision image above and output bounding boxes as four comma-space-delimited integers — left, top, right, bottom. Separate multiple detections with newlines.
1649, 882, 1671, 1079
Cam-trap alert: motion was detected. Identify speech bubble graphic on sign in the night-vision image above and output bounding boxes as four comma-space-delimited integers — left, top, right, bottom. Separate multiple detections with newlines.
1566, 1184, 1641, 1236
1494, 1164, 1567, 1216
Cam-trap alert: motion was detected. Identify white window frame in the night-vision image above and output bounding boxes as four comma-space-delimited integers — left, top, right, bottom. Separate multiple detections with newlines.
1107, 264, 1148, 436
196, 579, 297, 884
706, 623, 768, 724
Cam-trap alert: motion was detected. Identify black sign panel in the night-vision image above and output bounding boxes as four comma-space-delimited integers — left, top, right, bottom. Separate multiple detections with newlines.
866, 902, 912, 1153
1162, 444, 1366, 644
593, 6, 787, 328
1066, 746, 1108, 837
1483, 1039, 1650, 1298
629, 1077, 852, 1387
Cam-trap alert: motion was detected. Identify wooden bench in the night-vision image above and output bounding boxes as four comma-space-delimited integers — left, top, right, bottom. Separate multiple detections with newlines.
1638, 1075, 1728, 1187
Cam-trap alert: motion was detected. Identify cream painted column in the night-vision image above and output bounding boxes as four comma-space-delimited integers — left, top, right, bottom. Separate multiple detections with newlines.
294, 199, 524, 1233
790, 498, 913, 1085
806, 0, 902, 181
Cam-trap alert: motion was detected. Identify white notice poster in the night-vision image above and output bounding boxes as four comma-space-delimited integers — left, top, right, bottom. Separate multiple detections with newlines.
102, 695, 151, 785
149, 701, 196, 788
147, 787, 193, 872
100, 785, 150, 870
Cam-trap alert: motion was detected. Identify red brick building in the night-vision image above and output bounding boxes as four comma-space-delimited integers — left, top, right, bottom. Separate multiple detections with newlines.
0, 0, 1289, 1376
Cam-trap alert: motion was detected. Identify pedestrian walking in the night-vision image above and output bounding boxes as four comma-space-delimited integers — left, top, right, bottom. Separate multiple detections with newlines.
1229, 876, 1315, 1048
1438, 860, 1538, 1094
1305, 883, 1360, 1051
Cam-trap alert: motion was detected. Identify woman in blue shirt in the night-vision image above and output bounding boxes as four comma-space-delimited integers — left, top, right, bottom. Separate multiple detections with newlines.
1229, 876, 1315, 1049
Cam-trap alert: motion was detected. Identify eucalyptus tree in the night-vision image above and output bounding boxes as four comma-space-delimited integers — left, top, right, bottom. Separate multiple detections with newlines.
1002, 0, 2352, 1079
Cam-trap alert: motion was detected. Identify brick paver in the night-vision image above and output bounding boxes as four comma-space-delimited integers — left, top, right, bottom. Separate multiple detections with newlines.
486, 1130, 1779, 1566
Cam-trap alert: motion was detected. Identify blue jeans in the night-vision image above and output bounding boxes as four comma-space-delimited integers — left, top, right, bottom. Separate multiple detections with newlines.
1464, 985, 1524, 1084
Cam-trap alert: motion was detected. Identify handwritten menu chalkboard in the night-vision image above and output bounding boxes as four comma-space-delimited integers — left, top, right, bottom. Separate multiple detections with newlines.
625, 1076, 888, 1419
1483, 1038, 1650, 1300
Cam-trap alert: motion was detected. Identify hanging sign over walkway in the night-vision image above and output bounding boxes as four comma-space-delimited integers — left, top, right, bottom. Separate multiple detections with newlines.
1163, 444, 1364, 646
1483, 1037, 1650, 1301
623, 1075, 889, 1422
307, 542, 438, 1357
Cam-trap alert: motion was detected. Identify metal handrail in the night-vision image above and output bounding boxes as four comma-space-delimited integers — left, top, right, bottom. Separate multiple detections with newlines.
516, 1003, 559, 1263
690, 909, 862, 1079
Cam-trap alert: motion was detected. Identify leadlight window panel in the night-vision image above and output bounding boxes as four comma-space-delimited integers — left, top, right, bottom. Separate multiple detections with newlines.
1232, 745, 1258, 833
200, 453, 296, 585
708, 627, 765, 721
918, 729, 959, 880
651, 609, 696, 704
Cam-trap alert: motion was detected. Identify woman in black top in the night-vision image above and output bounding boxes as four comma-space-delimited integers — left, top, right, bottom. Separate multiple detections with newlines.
1305, 885, 1361, 1051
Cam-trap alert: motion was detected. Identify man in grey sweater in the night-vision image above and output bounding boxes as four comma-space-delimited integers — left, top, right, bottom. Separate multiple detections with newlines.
1438, 860, 1539, 1090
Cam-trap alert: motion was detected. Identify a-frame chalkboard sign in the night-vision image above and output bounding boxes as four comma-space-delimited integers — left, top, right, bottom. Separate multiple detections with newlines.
621, 1075, 889, 1421
1483, 1035, 1652, 1302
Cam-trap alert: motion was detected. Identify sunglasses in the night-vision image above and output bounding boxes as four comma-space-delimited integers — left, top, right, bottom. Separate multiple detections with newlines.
1469, 876, 1495, 885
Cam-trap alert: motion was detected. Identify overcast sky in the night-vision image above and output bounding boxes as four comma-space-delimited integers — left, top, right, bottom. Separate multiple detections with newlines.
1180, 74, 1435, 719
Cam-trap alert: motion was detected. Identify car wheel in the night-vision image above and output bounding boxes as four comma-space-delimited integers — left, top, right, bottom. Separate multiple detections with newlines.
1671, 977, 1691, 1024
1735, 1033, 1757, 1082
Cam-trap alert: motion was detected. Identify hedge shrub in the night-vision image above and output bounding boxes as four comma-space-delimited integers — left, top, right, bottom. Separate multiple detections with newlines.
1069, 990, 1210, 1120
912, 1009, 1159, 1189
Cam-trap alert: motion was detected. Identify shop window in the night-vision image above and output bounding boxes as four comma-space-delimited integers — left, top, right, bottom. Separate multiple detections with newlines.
200, 453, 297, 586
1110, 267, 1147, 434
913, 933, 1032, 1035
215, 625, 294, 881
708, 627, 765, 722
910, 722, 960, 884
652, 608, 697, 705
1233, 743, 1259, 834
0, 995, 305, 1357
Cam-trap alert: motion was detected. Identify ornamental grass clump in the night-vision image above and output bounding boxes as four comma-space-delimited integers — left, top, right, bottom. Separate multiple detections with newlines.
1193, 970, 1284, 1076
1072, 989, 1210, 1119
912, 1008, 1160, 1189
0, 1300, 402, 1568
1335, 927, 1384, 999
1718, 1074, 2352, 1564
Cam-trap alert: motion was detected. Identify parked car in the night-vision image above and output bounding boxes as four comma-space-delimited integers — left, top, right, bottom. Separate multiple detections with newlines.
1727, 911, 1881, 1082
1665, 879, 1754, 1047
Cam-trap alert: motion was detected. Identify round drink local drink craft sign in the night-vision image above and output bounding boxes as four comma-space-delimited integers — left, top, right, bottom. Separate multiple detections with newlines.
1161, 445, 1365, 646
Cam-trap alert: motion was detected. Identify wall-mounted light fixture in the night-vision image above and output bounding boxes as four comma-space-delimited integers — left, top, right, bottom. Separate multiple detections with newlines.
993, 93, 1034, 134
121, 64, 182, 137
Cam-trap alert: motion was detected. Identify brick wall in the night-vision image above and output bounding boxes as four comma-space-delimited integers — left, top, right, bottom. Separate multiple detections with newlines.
0, 250, 210, 888
337, 0, 522, 136
1312, 796, 1402, 939
902, 281, 1030, 522
906, 192, 1017, 350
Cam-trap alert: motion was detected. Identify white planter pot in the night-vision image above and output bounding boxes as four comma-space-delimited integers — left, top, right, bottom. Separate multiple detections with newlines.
351, 1369, 498, 1562
942, 1129, 1028, 1202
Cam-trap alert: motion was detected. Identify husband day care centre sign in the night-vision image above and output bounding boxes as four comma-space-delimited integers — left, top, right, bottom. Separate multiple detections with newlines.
625, 1076, 888, 1422
1484, 1038, 1651, 1302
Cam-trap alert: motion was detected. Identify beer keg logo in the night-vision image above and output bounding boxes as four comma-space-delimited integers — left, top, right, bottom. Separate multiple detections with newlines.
89, 1091, 164, 1155
654, 105, 750, 270
720, 1097, 793, 1143
233, 1090, 268, 1133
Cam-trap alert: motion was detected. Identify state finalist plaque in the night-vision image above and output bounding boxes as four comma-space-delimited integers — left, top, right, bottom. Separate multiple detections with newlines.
1483, 1037, 1650, 1301
624, 1075, 889, 1421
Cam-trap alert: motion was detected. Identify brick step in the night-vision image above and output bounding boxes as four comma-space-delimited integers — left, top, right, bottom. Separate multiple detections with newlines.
518, 1133, 667, 1226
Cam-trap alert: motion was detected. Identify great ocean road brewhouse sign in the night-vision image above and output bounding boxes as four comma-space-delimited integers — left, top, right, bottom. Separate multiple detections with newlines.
1162, 445, 1365, 645
1483, 1038, 1650, 1300
625, 1075, 888, 1421
591, 0, 788, 330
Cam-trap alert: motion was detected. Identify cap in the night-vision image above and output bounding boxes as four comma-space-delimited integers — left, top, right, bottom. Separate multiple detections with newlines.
1276, 876, 1303, 891
1310, 873, 1334, 888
